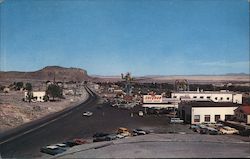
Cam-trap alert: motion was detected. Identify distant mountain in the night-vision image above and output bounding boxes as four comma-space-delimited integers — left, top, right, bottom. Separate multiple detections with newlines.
0, 66, 90, 81
224, 73, 249, 76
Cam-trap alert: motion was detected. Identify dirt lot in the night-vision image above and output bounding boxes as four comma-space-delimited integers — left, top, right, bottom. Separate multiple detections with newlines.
0, 89, 88, 133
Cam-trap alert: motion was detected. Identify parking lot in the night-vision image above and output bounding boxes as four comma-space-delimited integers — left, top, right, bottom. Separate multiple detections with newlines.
40, 100, 250, 157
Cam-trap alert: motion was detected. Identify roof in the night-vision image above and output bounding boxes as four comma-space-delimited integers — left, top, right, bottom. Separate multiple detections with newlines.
235, 106, 250, 115
172, 91, 241, 95
179, 101, 239, 107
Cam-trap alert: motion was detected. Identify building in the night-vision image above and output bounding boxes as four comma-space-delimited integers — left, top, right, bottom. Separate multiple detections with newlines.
171, 90, 242, 104
3, 87, 10, 93
24, 91, 46, 102
234, 106, 250, 125
178, 101, 239, 124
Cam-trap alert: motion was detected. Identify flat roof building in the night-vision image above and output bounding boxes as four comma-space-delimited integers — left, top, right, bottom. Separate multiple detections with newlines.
178, 101, 239, 124
171, 90, 242, 104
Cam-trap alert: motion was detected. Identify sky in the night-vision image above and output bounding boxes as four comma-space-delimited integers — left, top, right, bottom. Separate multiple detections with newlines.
0, 0, 249, 76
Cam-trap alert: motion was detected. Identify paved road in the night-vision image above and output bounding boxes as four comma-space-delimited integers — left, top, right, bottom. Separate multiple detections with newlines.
0, 86, 97, 158
0, 87, 174, 158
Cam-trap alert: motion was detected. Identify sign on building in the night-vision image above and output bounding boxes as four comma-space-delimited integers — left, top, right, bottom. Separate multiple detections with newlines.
143, 95, 163, 103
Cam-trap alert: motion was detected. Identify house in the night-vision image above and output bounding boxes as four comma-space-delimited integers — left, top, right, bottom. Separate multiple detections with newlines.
178, 101, 239, 124
234, 106, 250, 125
3, 87, 10, 93
24, 91, 46, 102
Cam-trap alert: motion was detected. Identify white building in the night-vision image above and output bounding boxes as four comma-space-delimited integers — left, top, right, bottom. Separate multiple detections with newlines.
171, 90, 242, 104
24, 91, 46, 102
178, 101, 239, 124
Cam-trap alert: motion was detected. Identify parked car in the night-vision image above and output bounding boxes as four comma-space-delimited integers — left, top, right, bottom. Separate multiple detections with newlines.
83, 111, 93, 117
206, 123, 223, 130
197, 124, 208, 134
117, 127, 131, 137
63, 138, 87, 147
119, 132, 131, 137
40, 145, 66, 155
170, 118, 184, 124
117, 127, 130, 134
93, 132, 110, 138
63, 141, 79, 147
133, 129, 147, 136
73, 138, 88, 145
55, 143, 68, 148
93, 132, 110, 142
219, 126, 239, 135
206, 127, 220, 135
105, 134, 117, 141
112, 103, 118, 107
116, 134, 125, 139
190, 124, 199, 132
93, 136, 109, 142
239, 129, 250, 137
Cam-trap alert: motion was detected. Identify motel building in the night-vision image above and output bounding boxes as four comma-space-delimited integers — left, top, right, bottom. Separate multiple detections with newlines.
171, 90, 242, 104
24, 91, 46, 102
178, 101, 239, 124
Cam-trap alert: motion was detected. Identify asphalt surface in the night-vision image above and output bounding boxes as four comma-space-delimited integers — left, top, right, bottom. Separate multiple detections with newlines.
54, 134, 250, 158
0, 87, 180, 158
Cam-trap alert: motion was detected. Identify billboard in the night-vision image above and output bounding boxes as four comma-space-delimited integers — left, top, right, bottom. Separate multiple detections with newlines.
143, 95, 163, 103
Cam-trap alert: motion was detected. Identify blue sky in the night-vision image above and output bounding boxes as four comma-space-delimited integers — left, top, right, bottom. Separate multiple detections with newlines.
0, 0, 249, 76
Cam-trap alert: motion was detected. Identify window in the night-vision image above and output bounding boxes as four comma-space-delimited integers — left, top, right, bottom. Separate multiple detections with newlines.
173, 96, 177, 98
193, 96, 197, 98
215, 115, 220, 122
194, 115, 200, 122
215, 97, 218, 100
204, 115, 210, 122
200, 96, 204, 99
225, 115, 232, 121
220, 97, 223, 100
207, 96, 211, 99
227, 97, 230, 100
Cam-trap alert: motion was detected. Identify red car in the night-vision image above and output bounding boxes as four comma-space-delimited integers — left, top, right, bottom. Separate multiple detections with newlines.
73, 138, 88, 145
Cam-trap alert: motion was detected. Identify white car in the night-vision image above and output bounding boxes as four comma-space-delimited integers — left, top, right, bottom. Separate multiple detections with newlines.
219, 126, 239, 135
116, 134, 125, 139
138, 111, 144, 116
83, 111, 93, 117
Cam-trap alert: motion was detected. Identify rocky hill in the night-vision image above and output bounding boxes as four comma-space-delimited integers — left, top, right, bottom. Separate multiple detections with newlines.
0, 66, 90, 82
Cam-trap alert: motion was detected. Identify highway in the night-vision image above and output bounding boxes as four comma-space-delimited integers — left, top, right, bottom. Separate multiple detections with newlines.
0, 86, 170, 158
0, 86, 98, 158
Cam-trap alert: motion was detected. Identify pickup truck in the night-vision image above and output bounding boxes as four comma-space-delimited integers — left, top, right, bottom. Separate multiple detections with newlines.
170, 118, 184, 124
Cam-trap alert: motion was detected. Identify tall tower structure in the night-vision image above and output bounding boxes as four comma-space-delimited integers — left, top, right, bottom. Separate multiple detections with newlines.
121, 72, 133, 96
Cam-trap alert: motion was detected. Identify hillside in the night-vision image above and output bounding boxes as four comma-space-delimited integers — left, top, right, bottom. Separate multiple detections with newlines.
0, 66, 90, 82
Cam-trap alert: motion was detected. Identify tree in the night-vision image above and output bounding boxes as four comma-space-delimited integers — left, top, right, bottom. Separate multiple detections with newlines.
15, 82, 23, 90
25, 83, 32, 91
46, 84, 63, 101
25, 83, 33, 102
